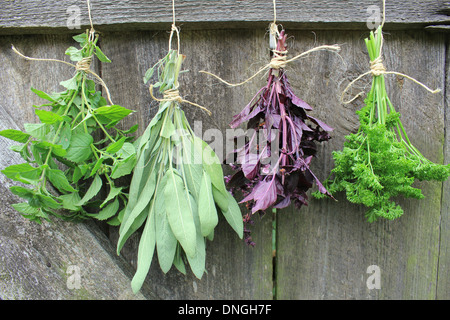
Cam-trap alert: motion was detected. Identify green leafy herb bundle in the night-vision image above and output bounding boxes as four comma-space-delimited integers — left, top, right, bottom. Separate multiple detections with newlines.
117, 49, 243, 293
314, 26, 450, 222
0, 30, 136, 224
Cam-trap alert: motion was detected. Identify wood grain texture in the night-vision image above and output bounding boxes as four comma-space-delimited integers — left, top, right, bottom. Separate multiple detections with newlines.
0, 0, 449, 35
275, 29, 447, 299
0, 12, 449, 300
100, 29, 274, 299
436, 38, 450, 300
0, 35, 154, 300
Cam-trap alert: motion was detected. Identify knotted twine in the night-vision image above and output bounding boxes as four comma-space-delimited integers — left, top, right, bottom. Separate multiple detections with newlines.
340, 30, 440, 104
148, 0, 212, 116
341, 0, 440, 104
11, 0, 114, 105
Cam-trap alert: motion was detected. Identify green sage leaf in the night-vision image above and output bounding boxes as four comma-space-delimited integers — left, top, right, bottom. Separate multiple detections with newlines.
164, 168, 197, 258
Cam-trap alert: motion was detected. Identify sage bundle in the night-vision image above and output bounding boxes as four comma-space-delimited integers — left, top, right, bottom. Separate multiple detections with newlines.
1, 30, 136, 224
118, 49, 243, 293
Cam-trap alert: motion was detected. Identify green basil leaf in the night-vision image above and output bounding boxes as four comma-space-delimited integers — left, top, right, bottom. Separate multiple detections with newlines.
110, 154, 136, 179
9, 186, 35, 202
106, 136, 127, 153
94, 105, 133, 121
65, 46, 83, 62
2, 163, 36, 179
59, 192, 82, 211
12, 202, 40, 215
100, 186, 122, 208
0, 129, 30, 143
59, 75, 79, 90
30, 87, 56, 102
91, 198, 119, 221
35, 109, 64, 124
24, 123, 48, 140
65, 133, 93, 162
47, 168, 77, 193
76, 174, 102, 206
72, 33, 88, 44
94, 45, 111, 63
56, 123, 72, 149
89, 157, 104, 177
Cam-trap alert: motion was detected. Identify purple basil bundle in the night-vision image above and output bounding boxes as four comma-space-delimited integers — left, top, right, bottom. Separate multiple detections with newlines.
225, 30, 334, 245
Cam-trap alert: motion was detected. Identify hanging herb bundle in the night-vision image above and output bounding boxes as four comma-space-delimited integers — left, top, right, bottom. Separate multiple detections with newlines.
225, 30, 335, 245
313, 26, 450, 222
117, 49, 243, 293
0, 30, 136, 224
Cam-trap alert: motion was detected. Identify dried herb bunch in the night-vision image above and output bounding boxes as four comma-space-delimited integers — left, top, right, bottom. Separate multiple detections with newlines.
226, 30, 334, 245
313, 26, 450, 222
118, 49, 243, 293
0, 30, 136, 224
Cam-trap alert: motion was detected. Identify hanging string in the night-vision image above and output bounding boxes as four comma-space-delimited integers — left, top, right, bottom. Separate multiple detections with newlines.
269, 0, 280, 41
11, 0, 114, 105
341, 0, 440, 104
199, 0, 341, 87
200, 44, 340, 87
87, 0, 96, 42
149, 0, 211, 116
168, 0, 181, 52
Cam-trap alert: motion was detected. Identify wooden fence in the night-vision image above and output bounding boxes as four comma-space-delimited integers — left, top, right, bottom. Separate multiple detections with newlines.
0, 0, 449, 300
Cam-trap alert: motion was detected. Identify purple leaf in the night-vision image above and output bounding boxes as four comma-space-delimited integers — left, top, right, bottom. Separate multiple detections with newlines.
307, 115, 334, 132
250, 177, 278, 213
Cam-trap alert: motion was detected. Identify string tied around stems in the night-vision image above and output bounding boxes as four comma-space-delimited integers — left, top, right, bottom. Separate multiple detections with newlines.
11, 43, 114, 106
200, 43, 340, 87
341, 31, 441, 105
149, 85, 212, 116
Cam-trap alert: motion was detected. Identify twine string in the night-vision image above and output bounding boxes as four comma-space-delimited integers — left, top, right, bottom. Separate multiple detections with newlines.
168, 0, 181, 52
200, 44, 340, 87
11, 1, 114, 105
149, 85, 212, 116
341, 2, 440, 104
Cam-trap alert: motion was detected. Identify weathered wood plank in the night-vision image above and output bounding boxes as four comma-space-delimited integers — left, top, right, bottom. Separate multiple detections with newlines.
101, 29, 274, 299
436, 39, 450, 300
275, 30, 447, 299
0, 34, 155, 300
0, 0, 449, 35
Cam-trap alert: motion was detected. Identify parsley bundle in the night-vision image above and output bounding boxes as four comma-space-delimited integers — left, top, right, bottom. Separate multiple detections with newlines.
0, 30, 136, 224
226, 30, 334, 245
314, 26, 450, 222
117, 49, 243, 293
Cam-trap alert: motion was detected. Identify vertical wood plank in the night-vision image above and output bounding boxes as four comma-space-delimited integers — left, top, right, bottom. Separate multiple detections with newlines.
101, 29, 273, 299
437, 39, 449, 300
275, 30, 446, 299
0, 34, 151, 300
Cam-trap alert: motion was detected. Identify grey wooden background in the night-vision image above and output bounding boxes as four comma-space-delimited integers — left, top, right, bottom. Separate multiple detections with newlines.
0, 0, 449, 300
